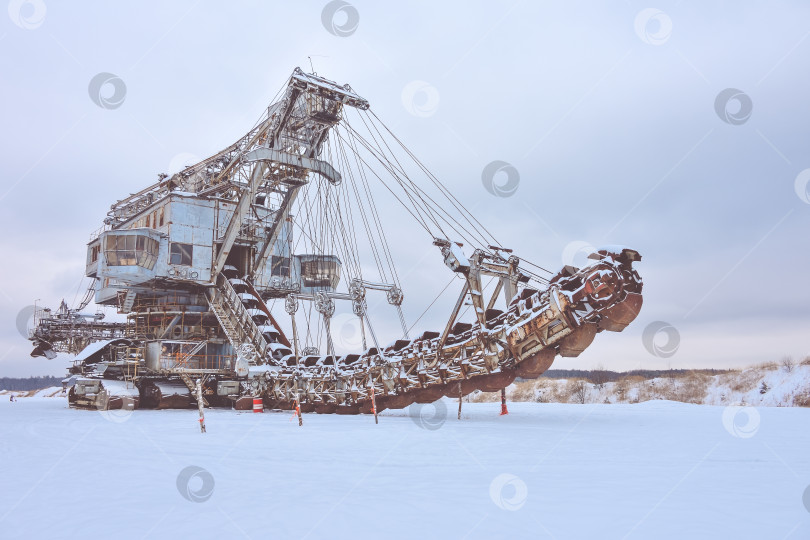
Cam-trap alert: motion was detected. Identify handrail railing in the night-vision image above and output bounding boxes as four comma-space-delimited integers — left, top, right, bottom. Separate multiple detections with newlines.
160, 353, 235, 371
211, 274, 268, 360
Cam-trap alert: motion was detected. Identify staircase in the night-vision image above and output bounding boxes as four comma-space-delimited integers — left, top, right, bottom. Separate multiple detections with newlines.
121, 290, 136, 313
180, 373, 209, 406
243, 279, 291, 347
207, 273, 269, 366
175, 341, 207, 368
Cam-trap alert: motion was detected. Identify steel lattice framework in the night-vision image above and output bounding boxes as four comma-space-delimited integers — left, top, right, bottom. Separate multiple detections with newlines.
27, 68, 643, 415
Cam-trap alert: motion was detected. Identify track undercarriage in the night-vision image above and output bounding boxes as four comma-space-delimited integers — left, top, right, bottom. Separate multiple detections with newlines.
51, 246, 641, 414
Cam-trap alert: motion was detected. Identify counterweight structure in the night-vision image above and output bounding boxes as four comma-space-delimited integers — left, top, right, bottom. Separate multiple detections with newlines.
28, 68, 643, 413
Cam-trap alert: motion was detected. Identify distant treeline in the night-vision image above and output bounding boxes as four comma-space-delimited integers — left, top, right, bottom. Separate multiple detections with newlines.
0, 377, 62, 391
540, 368, 734, 383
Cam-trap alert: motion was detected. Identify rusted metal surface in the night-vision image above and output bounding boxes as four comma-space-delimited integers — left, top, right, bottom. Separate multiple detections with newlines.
233, 247, 642, 414
26, 69, 643, 414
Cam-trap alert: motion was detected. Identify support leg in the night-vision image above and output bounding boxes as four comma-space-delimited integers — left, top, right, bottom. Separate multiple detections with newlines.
196, 379, 206, 433
290, 313, 303, 427
369, 383, 378, 424
458, 381, 462, 420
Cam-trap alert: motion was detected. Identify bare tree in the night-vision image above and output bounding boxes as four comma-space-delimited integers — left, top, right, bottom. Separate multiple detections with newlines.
615, 378, 628, 402
572, 380, 588, 404
590, 363, 608, 389
781, 356, 795, 373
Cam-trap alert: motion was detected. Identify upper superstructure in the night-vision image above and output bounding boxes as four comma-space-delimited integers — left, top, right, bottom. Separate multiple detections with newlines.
87, 68, 370, 306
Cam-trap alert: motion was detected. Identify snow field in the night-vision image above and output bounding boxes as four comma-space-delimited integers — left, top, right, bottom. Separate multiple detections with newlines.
1, 394, 809, 539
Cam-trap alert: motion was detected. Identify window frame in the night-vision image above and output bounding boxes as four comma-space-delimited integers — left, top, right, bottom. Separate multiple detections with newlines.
169, 242, 193, 266
104, 234, 159, 270
271, 255, 291, 277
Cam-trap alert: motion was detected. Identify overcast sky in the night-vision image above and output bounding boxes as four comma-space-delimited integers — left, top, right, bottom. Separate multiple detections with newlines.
1, 1, 809, 377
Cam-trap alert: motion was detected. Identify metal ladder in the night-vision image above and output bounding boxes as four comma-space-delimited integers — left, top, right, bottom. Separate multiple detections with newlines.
122, 346, 141, 384
206, 273, 268, 365
121, 290, 137, 313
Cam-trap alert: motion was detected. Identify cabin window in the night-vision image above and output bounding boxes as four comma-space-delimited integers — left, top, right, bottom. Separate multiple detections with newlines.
105, 235, 158, 270
90, 245, 99, 263
271, 255, 290, 277
299, 256, 340, 289
159, 208, 165, 227
170, 242, 193, 266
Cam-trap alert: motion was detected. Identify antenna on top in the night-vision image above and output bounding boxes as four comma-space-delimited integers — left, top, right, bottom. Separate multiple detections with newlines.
306, 55, 329, 75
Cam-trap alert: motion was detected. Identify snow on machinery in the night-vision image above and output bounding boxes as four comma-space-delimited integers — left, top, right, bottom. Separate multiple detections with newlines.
27, 68, 643, 414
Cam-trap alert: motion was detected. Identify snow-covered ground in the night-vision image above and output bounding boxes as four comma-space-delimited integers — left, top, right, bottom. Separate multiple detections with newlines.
1, 393, 809, 539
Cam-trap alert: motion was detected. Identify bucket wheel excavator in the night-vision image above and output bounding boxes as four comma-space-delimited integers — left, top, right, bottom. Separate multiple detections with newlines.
27, 68, 642, 414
